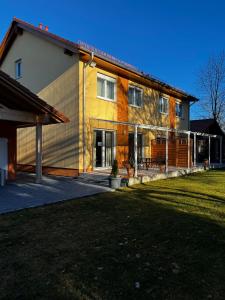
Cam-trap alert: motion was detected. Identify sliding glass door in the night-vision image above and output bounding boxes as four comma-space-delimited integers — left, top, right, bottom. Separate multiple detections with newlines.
94, 130, 103, 167
105, 131, 113, 167
94, 130, 114, 168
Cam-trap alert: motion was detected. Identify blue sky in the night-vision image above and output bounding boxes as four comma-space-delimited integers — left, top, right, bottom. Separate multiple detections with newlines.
1, 0, 225, 119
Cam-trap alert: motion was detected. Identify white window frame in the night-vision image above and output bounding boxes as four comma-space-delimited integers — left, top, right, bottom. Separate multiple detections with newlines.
175, 101, 184, 118
15, 59, 22, 79
159, 96, 169, 115
128, 85, 143, 108
97, 73, 116, 102
93, 129, 116, 169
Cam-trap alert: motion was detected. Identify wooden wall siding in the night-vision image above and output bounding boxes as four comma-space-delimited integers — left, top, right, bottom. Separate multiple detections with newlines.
17, 164, 79, 177
169, 96, 176, 130
0, 122, 16, 180
116, 77, 129, 167
177, 141, 193, 167
151, 139, 193, 168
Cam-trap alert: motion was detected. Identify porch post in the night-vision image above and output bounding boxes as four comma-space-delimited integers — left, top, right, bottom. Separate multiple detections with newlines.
134, 125, 138, 177
165, 130, 169, 173
36, 123, 42, 183
187, 131, 191, 169
194, 133, 197, 167
208, 135, 211, 167
220, 136, 223, 165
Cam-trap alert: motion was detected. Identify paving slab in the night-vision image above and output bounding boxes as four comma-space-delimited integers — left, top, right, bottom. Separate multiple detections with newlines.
0, 173, 113, 214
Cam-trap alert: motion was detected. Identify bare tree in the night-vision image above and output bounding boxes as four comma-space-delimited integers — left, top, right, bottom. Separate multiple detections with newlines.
198, 52, 225, 125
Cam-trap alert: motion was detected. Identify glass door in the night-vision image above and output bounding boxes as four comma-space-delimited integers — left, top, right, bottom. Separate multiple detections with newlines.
94, 130, 103, 167
94, 130, 114, 168
105, 131, 113, 167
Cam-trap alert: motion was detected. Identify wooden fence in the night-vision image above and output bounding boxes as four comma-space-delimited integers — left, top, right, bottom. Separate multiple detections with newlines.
151, 138, 193, 168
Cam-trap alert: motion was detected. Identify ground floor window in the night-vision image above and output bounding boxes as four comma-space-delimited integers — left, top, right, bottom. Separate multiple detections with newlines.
93, 130, 115, 168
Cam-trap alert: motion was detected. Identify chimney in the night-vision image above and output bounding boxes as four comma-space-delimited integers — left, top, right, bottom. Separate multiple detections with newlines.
45, 26, 49, 32
38, 23, 43, 30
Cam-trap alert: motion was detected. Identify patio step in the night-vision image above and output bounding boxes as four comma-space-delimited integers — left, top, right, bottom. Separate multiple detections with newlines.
76, 173, 110, 187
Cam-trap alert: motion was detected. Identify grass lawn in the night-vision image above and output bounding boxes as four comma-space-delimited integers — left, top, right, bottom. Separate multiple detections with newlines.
1, 170, 225, 299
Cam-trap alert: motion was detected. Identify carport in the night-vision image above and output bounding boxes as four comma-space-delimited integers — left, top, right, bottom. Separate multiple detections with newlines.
0, 70, 69, 184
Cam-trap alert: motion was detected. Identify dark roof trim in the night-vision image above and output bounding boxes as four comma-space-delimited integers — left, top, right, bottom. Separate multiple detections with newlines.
191, 118, 215, 122
190, 118, 225, 136
0, 70, 69, 124
0, 18, 199, 102
0, 18, 79, 64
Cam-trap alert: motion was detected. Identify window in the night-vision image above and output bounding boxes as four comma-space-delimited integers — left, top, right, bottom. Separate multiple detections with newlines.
128, 86, 143, 107
97, 73, 116, 101
156, 137, 166, 144
176, 102, 184, 118
159, 97, 168, 114
15, 59, 22, 79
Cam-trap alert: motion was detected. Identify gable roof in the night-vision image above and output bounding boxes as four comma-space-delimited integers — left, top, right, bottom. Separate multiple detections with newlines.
0, 70, 69, 125
0, 18, 198, 102
190, 119, 225, 136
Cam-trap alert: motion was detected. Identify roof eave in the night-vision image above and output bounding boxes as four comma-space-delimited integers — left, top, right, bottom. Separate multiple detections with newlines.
78, 48, 199, 101
0, 70, 69, 124
0, 18, 199, 102
0, 18, 79, 66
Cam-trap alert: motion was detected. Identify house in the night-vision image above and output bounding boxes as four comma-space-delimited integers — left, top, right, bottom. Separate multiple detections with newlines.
0, 18, 200, 176
190, 119, 225, 163
0, 69, 68, 183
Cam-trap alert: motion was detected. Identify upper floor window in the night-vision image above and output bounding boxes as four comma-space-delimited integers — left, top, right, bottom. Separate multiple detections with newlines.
128, 86, 143, 107
15, 59, 22, 79
97, 73, 116, 101
175, 102, 184, 118
159, 97, 168, 114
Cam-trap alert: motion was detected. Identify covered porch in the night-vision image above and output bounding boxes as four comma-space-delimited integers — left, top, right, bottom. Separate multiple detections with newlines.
0, 70, 69, 184
89, 118, 224, 179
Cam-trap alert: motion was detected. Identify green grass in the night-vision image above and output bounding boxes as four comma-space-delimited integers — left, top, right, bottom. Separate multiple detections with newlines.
1, 170, 225, 299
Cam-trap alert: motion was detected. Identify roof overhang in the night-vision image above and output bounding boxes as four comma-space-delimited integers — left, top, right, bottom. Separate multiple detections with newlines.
0, 18, 79, 66
0, 70, 69, 127
0, 18, 199, 102
79, 50, 198, 102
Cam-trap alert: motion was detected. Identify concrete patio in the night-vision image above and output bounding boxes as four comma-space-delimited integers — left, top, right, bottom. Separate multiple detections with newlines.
92, 163, 225, 185
1, 163, 224, 215
0, 173, 113, 214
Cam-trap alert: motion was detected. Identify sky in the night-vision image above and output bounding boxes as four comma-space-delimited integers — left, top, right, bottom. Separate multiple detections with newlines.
1, 0, 225, 119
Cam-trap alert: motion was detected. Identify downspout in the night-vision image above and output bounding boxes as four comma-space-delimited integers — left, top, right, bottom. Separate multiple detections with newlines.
83, 51, 95, 173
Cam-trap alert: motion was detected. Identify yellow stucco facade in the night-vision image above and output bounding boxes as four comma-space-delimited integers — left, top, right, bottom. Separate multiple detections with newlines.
1, 31, 80, 174
0, 23, 191, 174
80, 62, 190, 171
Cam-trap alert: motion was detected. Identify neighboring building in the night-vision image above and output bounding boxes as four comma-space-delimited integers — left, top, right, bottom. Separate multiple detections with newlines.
190, 119, 225, 163
0, 18, 198, 175
0, 70, 68, 182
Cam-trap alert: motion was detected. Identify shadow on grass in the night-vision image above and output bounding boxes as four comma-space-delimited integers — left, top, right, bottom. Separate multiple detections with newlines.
127, 169, 225, 208
140, 185, 225, 205
0, 180, 225, 299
